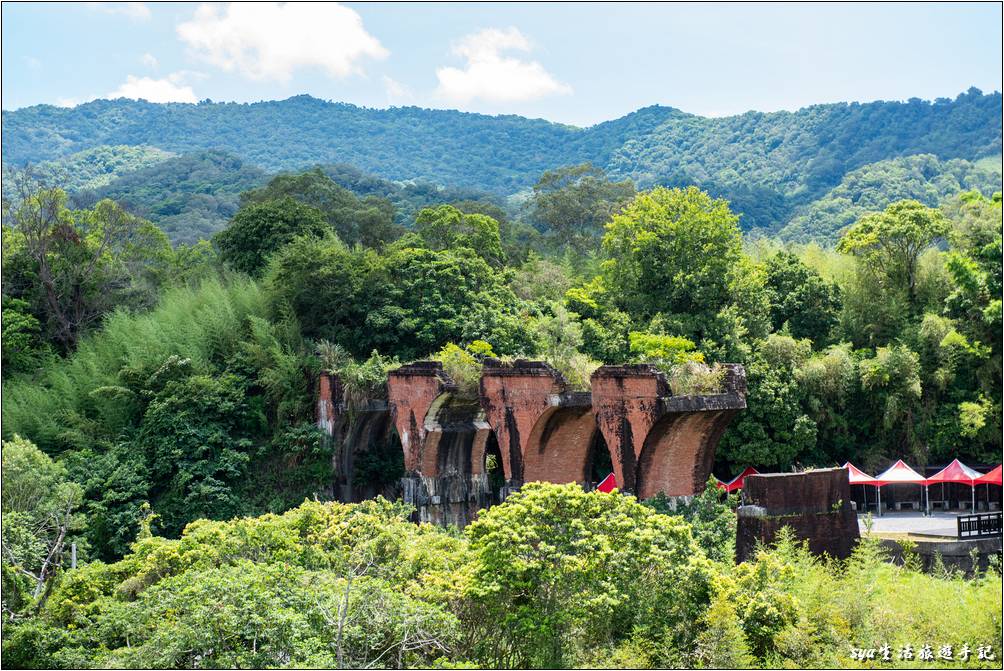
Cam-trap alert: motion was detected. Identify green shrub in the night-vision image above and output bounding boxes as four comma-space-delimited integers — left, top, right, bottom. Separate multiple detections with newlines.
669, 361, 727, 395
432, 341, 495, 396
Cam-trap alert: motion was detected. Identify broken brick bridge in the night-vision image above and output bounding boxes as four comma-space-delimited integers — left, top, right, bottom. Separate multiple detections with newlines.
316, 359, 747, 525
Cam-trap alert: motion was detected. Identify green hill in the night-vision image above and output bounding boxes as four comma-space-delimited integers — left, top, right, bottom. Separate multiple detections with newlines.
778, 153, 1003, 243
3, 88, 1001, 234
72, 150, 268, 245
29, 144, 174, 193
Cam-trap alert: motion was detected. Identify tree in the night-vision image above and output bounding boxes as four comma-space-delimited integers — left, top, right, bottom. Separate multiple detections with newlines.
2, 170, 173, 351
600, 186, 746, 341
138, 373, 266, 536
368, 246, 533, 358
214, 196, 329, 276
859, 345, 924, 461
1, 436, 84, 618
837, 200, 949, 312
764, 251, 841, 344
529, 163, 635, 252
461, 482, 713, 668
265, 236, 534, 360
1, 297, 51, 375
4, 498, 463, 669
718, 335, 816, 470
415, 205, 505, 268
241, 168, 402, 247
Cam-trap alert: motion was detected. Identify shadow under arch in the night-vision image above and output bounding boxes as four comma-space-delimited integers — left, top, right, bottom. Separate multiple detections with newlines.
336, 404, 404, 503
521, 405, 613, 486
635, 410, 737, 499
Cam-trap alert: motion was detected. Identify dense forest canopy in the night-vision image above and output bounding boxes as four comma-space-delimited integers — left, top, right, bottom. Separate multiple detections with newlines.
3, 89, 1001, 236
3, 164, 1000, 557
1, 89, 1002, 669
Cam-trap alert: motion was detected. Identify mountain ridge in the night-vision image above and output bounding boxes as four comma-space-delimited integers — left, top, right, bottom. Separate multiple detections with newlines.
3, 89, 1001, 233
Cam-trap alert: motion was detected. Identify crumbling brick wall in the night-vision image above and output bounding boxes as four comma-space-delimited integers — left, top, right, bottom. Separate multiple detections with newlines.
320, 360, 748, 527
736, 468, 860, 562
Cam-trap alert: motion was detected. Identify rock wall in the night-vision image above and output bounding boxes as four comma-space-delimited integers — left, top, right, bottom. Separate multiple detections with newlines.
736, 468, 860, 562
318, 361, 748, 527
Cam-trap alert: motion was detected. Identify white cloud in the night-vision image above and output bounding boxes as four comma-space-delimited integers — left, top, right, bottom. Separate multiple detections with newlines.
176, 3, 387, 82
435, 27, 571, 104
141, 52, 159, 69
107, 72, 197, 103
56, 97, 81, 108
86, 2, 151, 20
382, 75, 411, 103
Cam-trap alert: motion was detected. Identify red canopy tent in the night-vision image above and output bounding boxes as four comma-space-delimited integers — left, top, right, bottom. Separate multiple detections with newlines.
713, 476, 727, 490
874, 460, 927, 515
975, 465, 1002, 486
927, 458, 983, 484
844, 462, 880, 485
926, 459, 983, 512
595, 472, 617, 493
723, 466, 760, 493
973, 464, 1002, 511
843, 462, 880, 513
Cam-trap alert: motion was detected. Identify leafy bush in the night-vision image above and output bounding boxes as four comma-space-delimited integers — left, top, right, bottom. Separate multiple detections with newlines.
432, 341, 495, 396
629, 331, 704, 366
460, 482, 715, 668
318, 344, 400, 411
645, 478, 739, 564
668, 361, 727, 395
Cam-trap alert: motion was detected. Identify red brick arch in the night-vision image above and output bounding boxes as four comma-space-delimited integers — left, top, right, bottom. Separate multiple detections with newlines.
521, 405, 601, 484
635, 409, 738, 499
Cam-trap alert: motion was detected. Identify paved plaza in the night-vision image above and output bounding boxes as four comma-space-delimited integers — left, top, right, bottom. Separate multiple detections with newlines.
858, 511, 970, 538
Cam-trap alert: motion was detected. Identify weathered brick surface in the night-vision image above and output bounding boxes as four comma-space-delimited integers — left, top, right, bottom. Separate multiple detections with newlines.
522, 406, 598, 484
316, 373, 342, 437
479, 359, 567, 482
736, 468, 860, 562
590, 365, 668, 492
590, 364, 746, 496
638, 411, 737, 498
387, 361, 454, 473
743, 468, 850, 513
334, 360, 748, 527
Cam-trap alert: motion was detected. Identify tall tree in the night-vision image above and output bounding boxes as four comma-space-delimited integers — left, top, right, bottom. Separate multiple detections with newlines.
529, 163, 635, 252
1, 435, 84, 617
763, 251, 841, 345
600, 186, 749, 341
2, 169, 172, 351
241, 168, 402, 247
214, 196, 329, 276
415, 205, 505, 268
836, 199, 949, 312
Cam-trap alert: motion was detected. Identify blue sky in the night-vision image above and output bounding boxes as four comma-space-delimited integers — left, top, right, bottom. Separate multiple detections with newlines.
2, 2, 1001, 126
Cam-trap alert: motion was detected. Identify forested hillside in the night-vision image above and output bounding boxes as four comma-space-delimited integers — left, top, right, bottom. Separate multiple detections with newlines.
27, 145, 174, 193
779, 154, 1003, 242
4, 89, 1001, 234
2, 88, 1002, 669
72, 150, 268, 244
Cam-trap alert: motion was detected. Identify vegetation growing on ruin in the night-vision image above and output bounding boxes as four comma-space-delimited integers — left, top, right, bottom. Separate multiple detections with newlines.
1, 94, 1002, 667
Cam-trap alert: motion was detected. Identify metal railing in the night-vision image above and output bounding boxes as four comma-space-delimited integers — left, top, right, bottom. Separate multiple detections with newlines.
957, 512, 1002, 539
